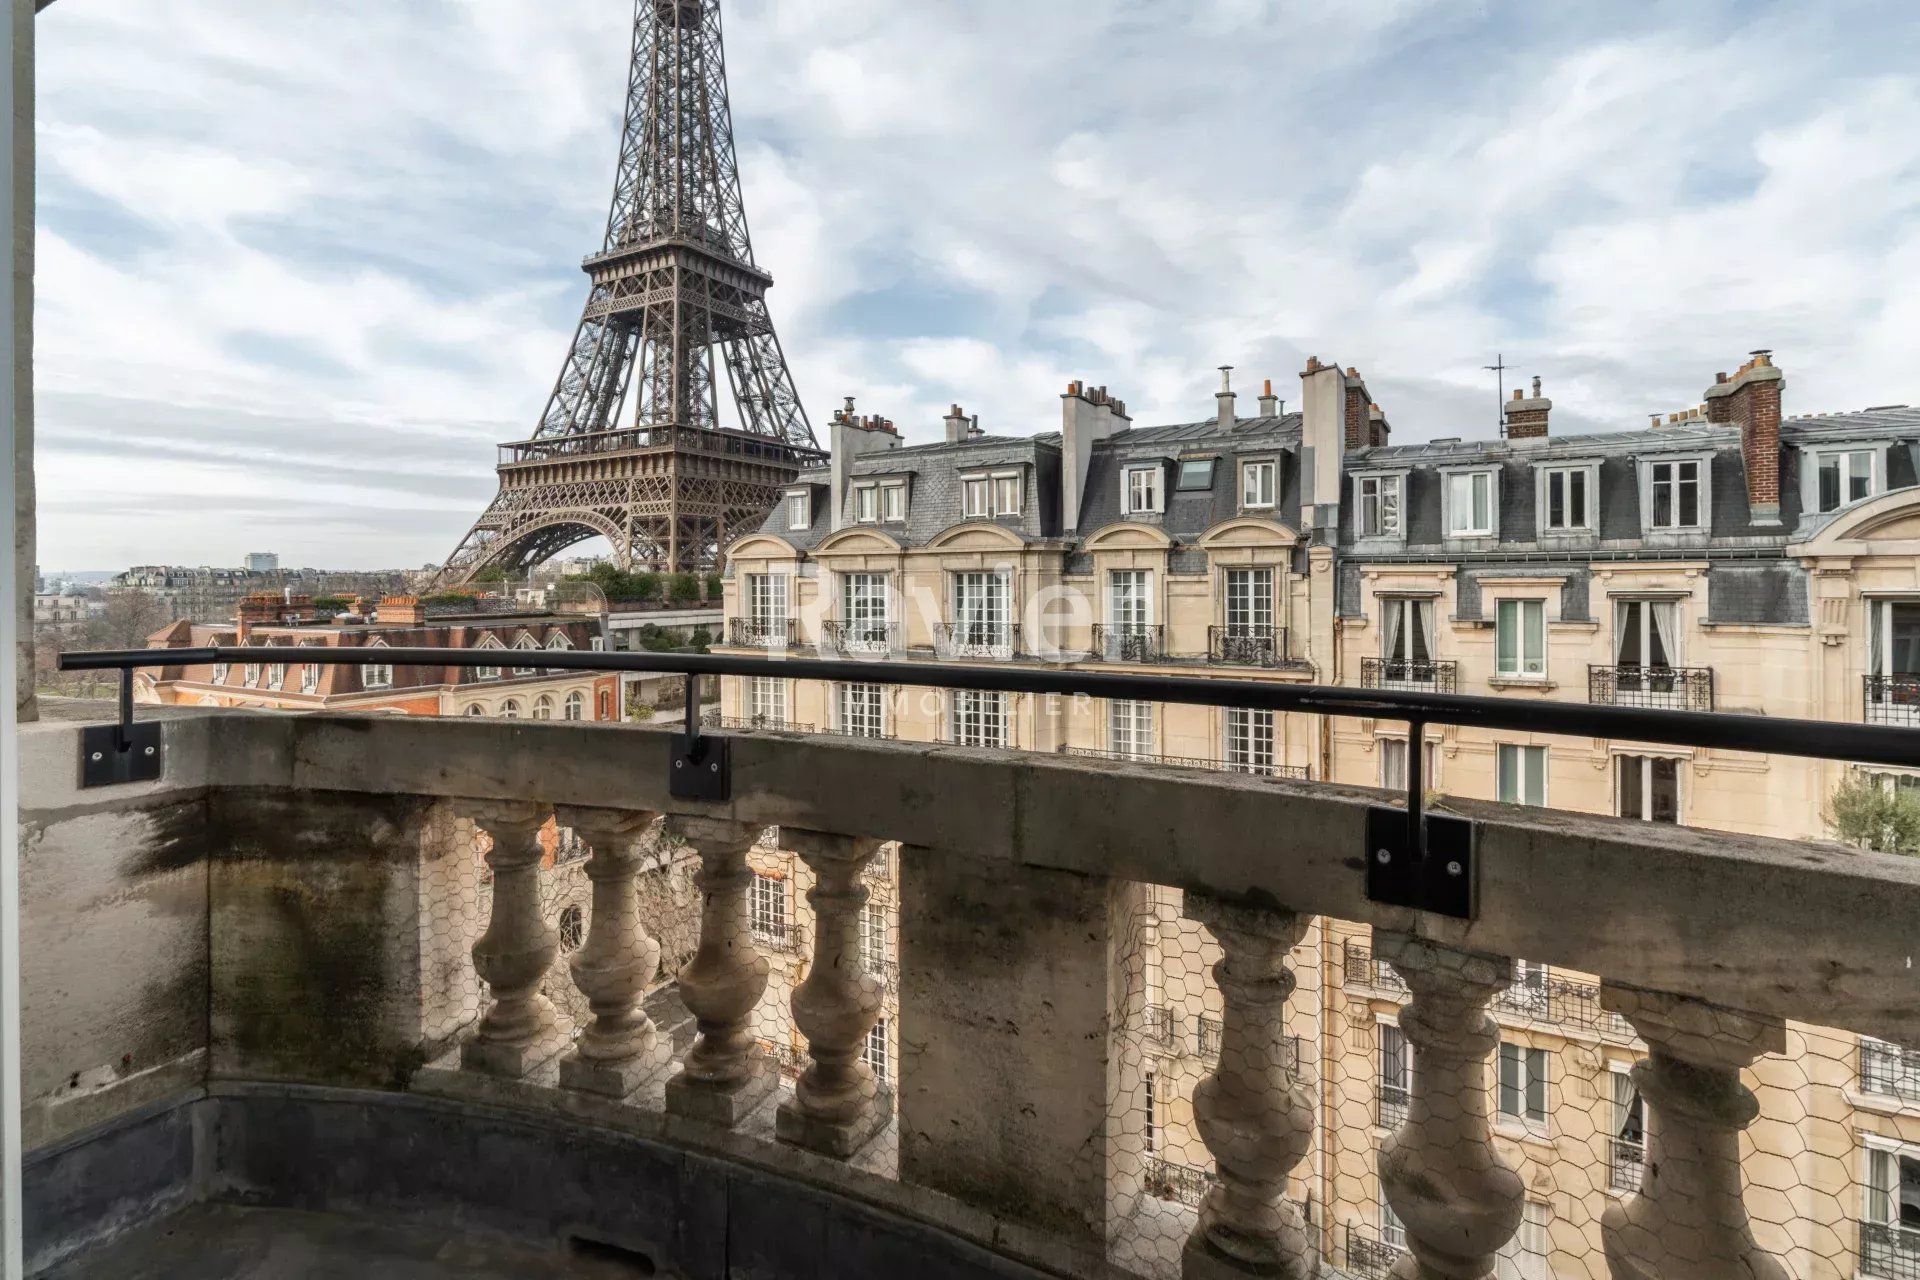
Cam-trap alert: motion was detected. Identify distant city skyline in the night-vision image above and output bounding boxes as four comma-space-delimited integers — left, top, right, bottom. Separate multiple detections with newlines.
34, 0, 1920, 569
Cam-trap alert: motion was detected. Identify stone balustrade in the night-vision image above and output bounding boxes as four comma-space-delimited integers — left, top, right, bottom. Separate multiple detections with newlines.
19, 710, 1920, 1280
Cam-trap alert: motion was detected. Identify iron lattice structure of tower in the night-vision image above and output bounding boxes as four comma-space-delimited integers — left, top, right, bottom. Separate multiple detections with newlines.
430, 0, 821, 588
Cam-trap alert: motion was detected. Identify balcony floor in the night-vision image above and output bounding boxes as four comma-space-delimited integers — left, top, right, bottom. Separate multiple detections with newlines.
42, 1203, 654, 1279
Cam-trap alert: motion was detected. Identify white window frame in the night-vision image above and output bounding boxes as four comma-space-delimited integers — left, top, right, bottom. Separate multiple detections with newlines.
852, 483, 879, 524
950, 689, 1008, 748
1223, 567, 1275, 634
533, 695, 554, 721
1861, 1135, 1920, 1276
1123, 464, 1164, 516
1640, 454, 1710, 532
1442, 467, 1498, 538
839, 572, 892, 653
1495, 598, 1548, 680
473, 635, 502, 681
564, 690, 585, 721
512, 634, 538, 675
992, 470, 1022, 516
1809, 444, 1884, 514
1356, 471, 1405, 539
747, 676, 789, 726
785, 488, 810, 531
1609, 1064, 1647, 1195
1495, 1201, 1551, 1280
1496, 743, 1548, 806
1615, 753, 1683, 824
1377, 1016, 1411, 1132
500, 699, 522, 719
748, 573, 790, 624
1108, 569, 1154, 629
837, 682, 888, 738
1225, 708, 1276, 774
1537, 462, 1598, 535
365, 640, 394, 690
1240, 458, 1277, 509
1144, 1067, 1162, 1154
1380, 736, 1438, 791
749, 872, 790, 945
1108, 700, 1156, 759
266, 663, 287, 691
880, 482, 907, 523
949, 570, 1013, 657
858, 899, 889, 972
863, 1018, 891, 1085
300, 658, 320, 695
546, 632, 571, 651
211, 661, 230, 685
961, 474, 992, 519
1498, 1040, 1550, 1128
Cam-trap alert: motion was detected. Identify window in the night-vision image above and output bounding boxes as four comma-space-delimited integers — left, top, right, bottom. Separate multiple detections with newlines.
1226, 708, 1275, 774
749, 872, 789, 945
748, 677, 787, 725
1495, 600, 1547, 679
1176, 458, 1215, 492
1124, 465, 1163, 515
1359, 474, 1402, 538
1615, 599, 1679, 671
1224, 568, 1274, 635
1541, 466, 1592, 532
1381, 1199, 1408, 1250
243, 662, 261, 687
301, 662, 320, 695
266, 664, 287, 691
1144, 1069, 1161, 1154
1495, 1202, 1551, 1280
211, 662, 230, 684
838, 683, 887, 738
1498, 1042, 1549, 1125
1869, 600, 1920, 679
500, 699, 522, 719
1444, 470, 1495, 536
463, 704, 485, 717
513, 637, 538, 675
1864, 1145, 1920, 1279
1380, 598, 1435, 670
1648, 459, 1704, 530
864, 1019, 891, 1086
950, 571, 1011, 652
962, 475, 991, 518
786, 489, 810, 531
881, 483, 906, 523
474, 637, 502, 681
993, 472, 1021, 515
546, 633, 571, 651
1497, 745, 1547, 806
365, 643, 393, 690
557, 905, 585, 951
1381, 738, 1438, 791
852, 484, 878, 523
1109, 569, 1152, 630
533, 695, 554, 720
1610, 1068, 1646, 1192
1816, 448, 1876, 513
1240, 459, 1276, 508
598, 690, 611, 719
564, 691, 585, 721
748, 574, 789, 623
840, 573, 891, 650
1378, 1022, 1411, 1129
859, 899, 889, 972
1108, 700, 1156, 759
951, 690, 1008, 748
555, 826, 588, 863
1617, 755, 1680, 823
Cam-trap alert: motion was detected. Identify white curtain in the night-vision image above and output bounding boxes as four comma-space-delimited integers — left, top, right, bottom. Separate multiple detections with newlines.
1383, 600, 1403, 662
1870, 601, 1886, 678
1650, 601, 1678, 669
1614, 601, 1634, 665
1414, 601, 1435, 662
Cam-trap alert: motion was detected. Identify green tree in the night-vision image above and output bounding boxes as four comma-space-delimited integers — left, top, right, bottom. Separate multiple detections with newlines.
1826, 774, 1920, 855
310, 595, 351, 614
705, 574, 723, 598
668, 571, 699, 602
687, 626, 712, 654
472, 566, 508, 584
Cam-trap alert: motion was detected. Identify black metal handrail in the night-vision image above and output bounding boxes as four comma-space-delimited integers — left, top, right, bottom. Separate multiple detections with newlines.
1590, 664, 1715, 711
1143, 1157, 1216, 1208
1065, 746, 1310, 781
1209, 625, 1284, 666
1865, 675, 1920, 726
727, 617, 797, 648
705, 712, 815, 734
1610, 1137, 1646, 1192
1861, 1038, 1920, 1102
1092, 622, 1166, 663
821, 620, 899, 655
1345, 1223, 1407, 1280
1361, 657, 1458, 693
1862, 1221, 1920, 1280
933, 621, 1020, 659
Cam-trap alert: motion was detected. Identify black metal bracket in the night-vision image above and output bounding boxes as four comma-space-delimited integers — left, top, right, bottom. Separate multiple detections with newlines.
1363, 716, 1476, 918
670, 673, 730, 802
81, 670, 163, 788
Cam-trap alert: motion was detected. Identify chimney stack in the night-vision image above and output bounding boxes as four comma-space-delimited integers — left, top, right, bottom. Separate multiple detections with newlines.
234, 592, 282, 644
1061, 380, 1130, 531
1368, 403, 1391, 448
1258, 378, 1281, 417
1299, 356, 1349, 537
1216, 366, 1237, 429
828, 396, 903, 532
944, 404, 971, 445
377, 595, 425, 626
1703, 349, 1785, 525
1503, 375, 1552, 440
1342, 367, 1371, 450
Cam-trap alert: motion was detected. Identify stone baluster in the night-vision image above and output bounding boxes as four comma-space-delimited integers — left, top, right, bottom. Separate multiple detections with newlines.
1600, 985, 1788, 1280
776, 828, 890, 1157
461, 800, 567, 1076
1182, 895, 1315, 1280
1377, 932, 1523, 1280
554, 805, 670, 1096
663, 817, 775, 1125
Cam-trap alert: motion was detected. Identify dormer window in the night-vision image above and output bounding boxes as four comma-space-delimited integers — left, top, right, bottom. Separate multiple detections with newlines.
1124, 464, 1163, 516
1538, 463, 1597, 534
1176, 459, 1215, 492
1443, 469, 1497, 537
962, 474, 992, 519
474, 635, 503, 681
785, 488, 810, 531
1814, 447, 1878, 513
1239, 459, 1276, 509
992, 471, 1021, 515
881, 483, 907, 523
513, 635, 538, 675
853, 484, 879, 524
365, 640, 394, 690
1356, 473, 1403, 538
1647, 458, 1705, 530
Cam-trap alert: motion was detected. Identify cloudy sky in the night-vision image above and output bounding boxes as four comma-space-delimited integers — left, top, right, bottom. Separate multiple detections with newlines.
33, 0, 1920, 571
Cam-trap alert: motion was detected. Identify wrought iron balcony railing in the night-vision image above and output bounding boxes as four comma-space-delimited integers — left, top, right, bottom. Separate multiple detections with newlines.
1611, 1137, 1647, 1192
1065, 746, 1310, 781
1590, 664, 1716, 711
1379, 1083, 1411, 1131
1861, 1038, 1920, 1102
1208, 624, 1285, 666
705, 711, 815, 734
750, 920, 808, 955
1361, 657, 1458, 693
1144, 1156, 1216, 1209
1142, 1002, 1177, 1047
1865, 675, 1920, 727
1862, 1221, 1920, 1280
821, 620, 900, 657
727, 616, 797, 648
1346, 1223, 1409, 1280
1197, 1017, 1301, 1073
1092, 623, 1166, 663
1347, 944, 1637, 1041
1342, 942, 1410, 995
933, 621, 1019, 660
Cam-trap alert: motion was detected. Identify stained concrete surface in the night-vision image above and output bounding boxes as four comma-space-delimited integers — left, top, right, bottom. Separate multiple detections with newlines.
41, 1203, 664, 1279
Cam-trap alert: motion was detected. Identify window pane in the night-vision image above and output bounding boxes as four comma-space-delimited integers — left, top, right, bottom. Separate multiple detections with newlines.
1569, 470, 1587, 527
1651, 758, 1679, 824
1819, 456, 1841, 512
1547, 472, 1565, 528
1524, 601, 1545, 674
1679, 462, 1700, 527
1497, 601, 1519, 673
1652, 467, 1673, 527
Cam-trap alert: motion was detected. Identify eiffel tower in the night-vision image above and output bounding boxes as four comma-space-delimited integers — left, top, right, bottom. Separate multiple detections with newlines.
429, 0, 821, 588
